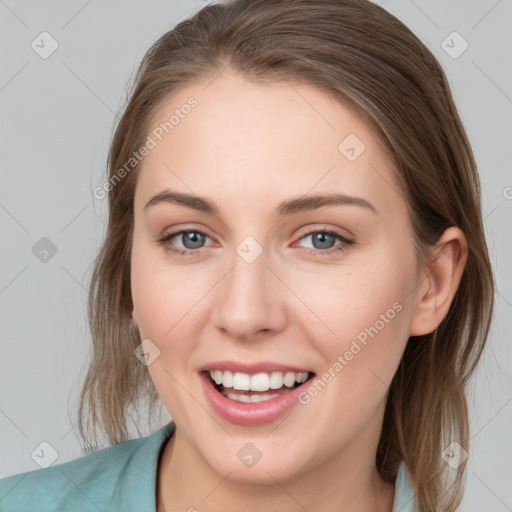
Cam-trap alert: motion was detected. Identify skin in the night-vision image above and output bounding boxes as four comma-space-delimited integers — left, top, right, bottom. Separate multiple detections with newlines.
130, 70, 467, 512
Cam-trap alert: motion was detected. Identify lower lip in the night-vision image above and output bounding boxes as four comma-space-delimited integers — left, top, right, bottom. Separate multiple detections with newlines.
200, 373, 312, 426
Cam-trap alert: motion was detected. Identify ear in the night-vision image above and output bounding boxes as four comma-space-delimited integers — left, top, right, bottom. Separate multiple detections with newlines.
409, 227, 468, 336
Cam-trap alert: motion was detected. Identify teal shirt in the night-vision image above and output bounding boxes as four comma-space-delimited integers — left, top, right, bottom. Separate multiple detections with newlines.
0, 421, 418, 511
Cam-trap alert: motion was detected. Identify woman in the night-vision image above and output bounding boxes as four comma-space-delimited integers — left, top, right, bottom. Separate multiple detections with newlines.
0, 0, 494, 511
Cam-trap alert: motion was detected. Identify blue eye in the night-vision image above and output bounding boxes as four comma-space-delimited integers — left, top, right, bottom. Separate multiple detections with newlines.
158, 229, 353, 258
158, 230, 211, 256
297, 231, 351, 254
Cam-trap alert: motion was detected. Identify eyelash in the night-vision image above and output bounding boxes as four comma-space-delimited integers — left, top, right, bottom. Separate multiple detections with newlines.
157, 228, 354, 258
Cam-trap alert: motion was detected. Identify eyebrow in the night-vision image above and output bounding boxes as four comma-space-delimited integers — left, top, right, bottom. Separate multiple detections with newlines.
144, 189, 379, 216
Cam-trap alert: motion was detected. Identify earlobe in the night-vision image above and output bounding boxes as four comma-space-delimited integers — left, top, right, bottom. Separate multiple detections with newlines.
409, 227, 468, 336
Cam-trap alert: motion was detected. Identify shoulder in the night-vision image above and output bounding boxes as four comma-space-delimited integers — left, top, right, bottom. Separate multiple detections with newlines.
0, 422, 175, 512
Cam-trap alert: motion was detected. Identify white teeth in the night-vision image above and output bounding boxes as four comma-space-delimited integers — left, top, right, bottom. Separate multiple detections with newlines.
209, 370, 310, 391
232, 372, 251, 391
269, 371, 284, 389
213, 370, 223, 385
250, 373, 270, 391
224, 389, 281, 403
283, 372, 296, 387
222, 370, 233, 388
296, 372, 308, 383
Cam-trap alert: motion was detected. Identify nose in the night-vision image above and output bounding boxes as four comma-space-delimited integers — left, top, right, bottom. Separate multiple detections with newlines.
211, 245, 287, 342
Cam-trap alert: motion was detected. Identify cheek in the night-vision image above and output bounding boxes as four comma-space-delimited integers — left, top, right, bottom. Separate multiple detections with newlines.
291, 243, 415, 413
286, 248, 415, 357
130, 238, 219, 416
130, 235, 212, 342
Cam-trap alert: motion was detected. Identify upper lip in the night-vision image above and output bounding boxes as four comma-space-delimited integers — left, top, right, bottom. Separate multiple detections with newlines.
199, 360, 314, 375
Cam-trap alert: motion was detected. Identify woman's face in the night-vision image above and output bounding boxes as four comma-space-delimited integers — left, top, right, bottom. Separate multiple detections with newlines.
131, 71, 423, 483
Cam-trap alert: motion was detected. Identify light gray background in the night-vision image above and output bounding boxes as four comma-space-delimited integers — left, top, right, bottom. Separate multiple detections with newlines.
1, 0, 511, 509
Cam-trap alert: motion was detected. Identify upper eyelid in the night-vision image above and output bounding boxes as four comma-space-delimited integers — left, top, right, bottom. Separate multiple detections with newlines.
295, 224, 353, 241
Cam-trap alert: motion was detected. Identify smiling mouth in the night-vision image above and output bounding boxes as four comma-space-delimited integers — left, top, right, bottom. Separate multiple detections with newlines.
203, 370, 316, 403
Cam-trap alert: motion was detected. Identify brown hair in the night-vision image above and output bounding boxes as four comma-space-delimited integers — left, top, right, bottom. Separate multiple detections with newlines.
78, 1, 494, 510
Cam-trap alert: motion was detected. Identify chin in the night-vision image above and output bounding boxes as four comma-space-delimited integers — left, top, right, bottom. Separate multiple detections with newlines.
197, 437, 312, 486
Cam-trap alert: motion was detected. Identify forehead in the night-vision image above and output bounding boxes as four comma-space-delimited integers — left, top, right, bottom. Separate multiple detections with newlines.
134, 71, 404, 217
